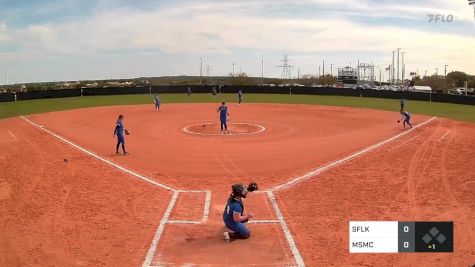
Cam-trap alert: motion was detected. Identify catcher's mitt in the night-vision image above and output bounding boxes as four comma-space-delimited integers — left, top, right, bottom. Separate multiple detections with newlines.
247, 182, 258, 192
125, 129, 130, 135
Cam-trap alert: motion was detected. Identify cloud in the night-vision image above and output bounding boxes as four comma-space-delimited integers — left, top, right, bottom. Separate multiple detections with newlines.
7, 2, 474, 54
0, 0, 474, 83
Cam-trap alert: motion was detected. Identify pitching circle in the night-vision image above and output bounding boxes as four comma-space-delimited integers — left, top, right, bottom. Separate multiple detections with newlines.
183, 122, 266, 136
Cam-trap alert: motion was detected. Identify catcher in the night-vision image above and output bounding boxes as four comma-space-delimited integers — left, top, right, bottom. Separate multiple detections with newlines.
113, 114, 130, 155
223, 182, 258, 241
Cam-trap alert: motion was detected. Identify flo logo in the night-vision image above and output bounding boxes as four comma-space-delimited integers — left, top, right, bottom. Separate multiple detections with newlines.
427, 14, 454, 23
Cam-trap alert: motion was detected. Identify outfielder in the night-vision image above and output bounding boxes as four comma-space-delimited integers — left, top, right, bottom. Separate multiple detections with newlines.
237, 90, 243, 104
223, 182, 258, 241
154, 95, 160, 110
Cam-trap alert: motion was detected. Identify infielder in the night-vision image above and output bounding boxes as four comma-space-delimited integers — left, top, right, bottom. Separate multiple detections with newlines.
399, 110, 413, 129
113, 114, 129, 155
217, 102, 230, 134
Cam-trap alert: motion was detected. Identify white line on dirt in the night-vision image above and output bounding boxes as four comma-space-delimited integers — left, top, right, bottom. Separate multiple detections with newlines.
7, 130, 18, 140
267, 191, 305, 267
249, 220, 280, 224
167, 220, 202, 224
202, 191, 211, 223
21, 115, 176, 192
271, 116, 437, 191
183, 122, 266, 136
142, 191, 179, 267
438, 130, 450, 142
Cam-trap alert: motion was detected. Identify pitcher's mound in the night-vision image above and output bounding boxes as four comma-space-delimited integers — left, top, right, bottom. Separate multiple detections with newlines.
183, 122, 265, 136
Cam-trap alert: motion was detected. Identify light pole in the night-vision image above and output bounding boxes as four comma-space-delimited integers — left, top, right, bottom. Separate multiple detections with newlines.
322, 59, 325, 76
396, 48, 401, 84
330, 64, 334, 77
200, 58, 203, 84
231, 63, 236, 77
261, 60, 264, 85
401, 52, 406, 82
435, 68, 439, 76
470, 0, 475, 21
379, 68, 382, 84
392, 50, 395, 84
444, 64, 448, 77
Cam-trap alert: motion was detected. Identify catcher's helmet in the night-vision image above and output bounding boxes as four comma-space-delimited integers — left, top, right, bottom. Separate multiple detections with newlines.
232, 183, 247, 197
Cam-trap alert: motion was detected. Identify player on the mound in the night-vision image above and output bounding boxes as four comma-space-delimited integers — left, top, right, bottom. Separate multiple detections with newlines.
223, 182, 258, 241
113, 114, 129, 155
154, 95, 160, 110
399, 110, 413, 129
217, 102, 230, 134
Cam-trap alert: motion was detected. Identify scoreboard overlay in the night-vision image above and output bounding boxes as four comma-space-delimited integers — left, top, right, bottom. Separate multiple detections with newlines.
349, 221, 453, 253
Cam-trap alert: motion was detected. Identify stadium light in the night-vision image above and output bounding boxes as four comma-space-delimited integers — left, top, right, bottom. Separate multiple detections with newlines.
470, 0, 475, 22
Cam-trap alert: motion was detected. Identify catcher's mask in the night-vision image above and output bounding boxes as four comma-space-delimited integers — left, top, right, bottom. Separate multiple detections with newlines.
232, 183, 248, 198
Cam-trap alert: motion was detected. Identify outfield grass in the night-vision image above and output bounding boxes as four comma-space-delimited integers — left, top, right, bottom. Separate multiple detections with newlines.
0, 93, 474, 123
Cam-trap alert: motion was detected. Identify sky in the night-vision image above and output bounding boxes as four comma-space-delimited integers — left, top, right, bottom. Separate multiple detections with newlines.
0, 0, 474, 84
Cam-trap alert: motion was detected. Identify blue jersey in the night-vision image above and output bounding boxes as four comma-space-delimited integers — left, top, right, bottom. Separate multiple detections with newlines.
402, 111, 410, 119
218, 106, 228, 120
238, 91, 243, 98
115, 120, 124, 136
223, 198, 243, 226
154, 96, 160, 103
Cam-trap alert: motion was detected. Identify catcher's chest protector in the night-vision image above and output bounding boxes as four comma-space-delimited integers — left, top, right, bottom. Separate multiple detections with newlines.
227, 198, 244, 216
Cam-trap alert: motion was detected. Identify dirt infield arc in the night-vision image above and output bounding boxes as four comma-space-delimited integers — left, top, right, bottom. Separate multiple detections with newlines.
0, 103, 474, 266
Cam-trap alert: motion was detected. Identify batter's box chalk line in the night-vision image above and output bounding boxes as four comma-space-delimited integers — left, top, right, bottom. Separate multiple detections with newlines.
169, 190, 211, 224
21, 115, 437, 267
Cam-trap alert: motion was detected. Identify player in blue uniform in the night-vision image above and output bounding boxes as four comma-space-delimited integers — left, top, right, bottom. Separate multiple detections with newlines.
223, 183, 258, 241
237, 90, 243, 104
154, 95, 160, 110
399, 110, 413, 129
113, 115, 129, 155
187, 87, 191, 96
217, 102, 230, 134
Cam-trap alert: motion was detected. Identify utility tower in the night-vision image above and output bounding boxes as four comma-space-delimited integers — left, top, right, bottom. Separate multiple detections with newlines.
277, 55, 293, 79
